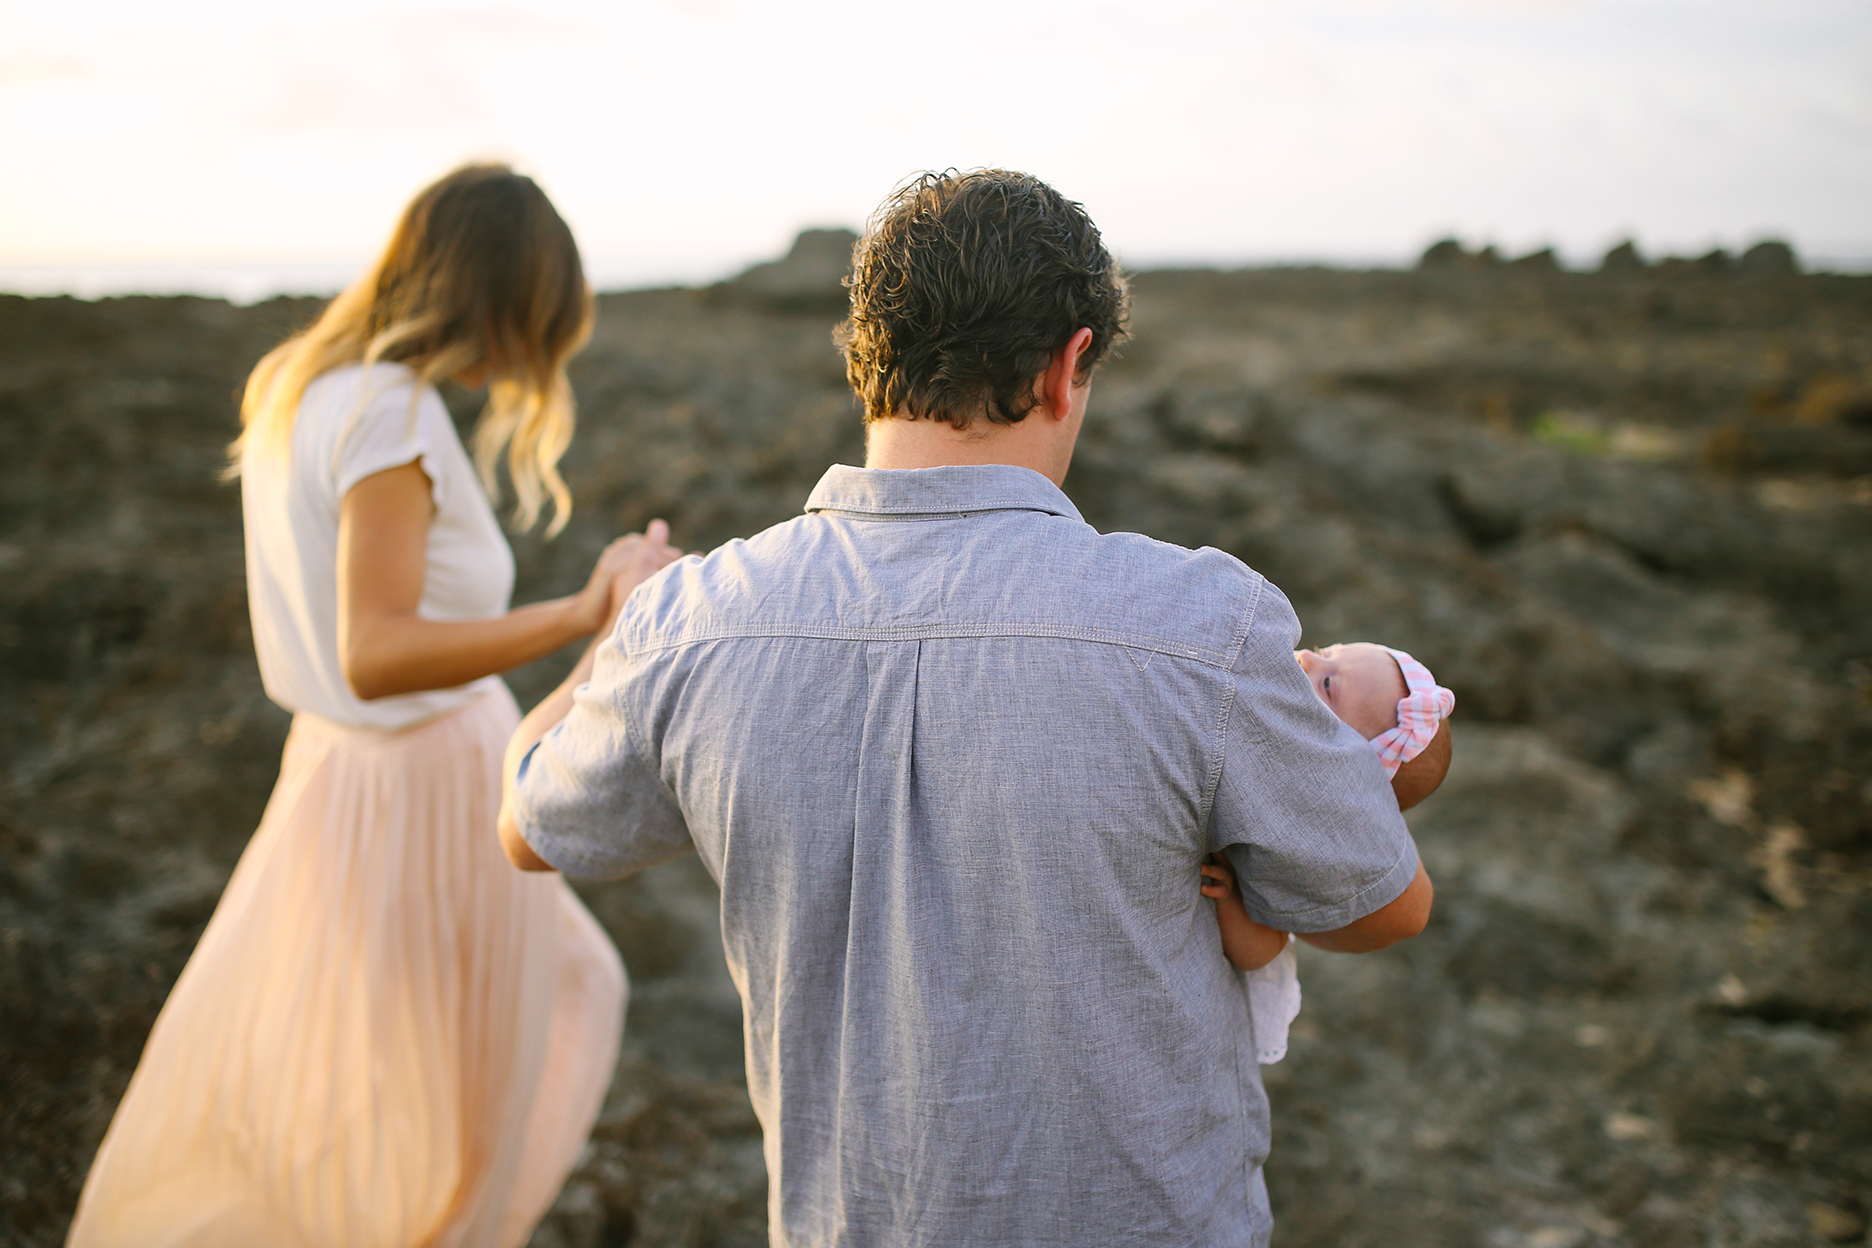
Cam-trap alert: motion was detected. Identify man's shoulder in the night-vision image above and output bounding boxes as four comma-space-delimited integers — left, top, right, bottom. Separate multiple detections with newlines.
1038, 524, 1270, 667
618, 509, 1273, 670
1073, 523, 1259, 588
615, 512, 824, 652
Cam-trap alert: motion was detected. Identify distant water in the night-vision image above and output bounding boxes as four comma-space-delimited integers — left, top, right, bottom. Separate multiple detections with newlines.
0, 256, 747, 304
5, 247, 1867, 305
0, 261, 365, 305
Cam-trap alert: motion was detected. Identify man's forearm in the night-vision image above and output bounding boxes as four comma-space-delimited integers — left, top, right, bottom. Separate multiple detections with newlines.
1296, 861, 1434, 953
497, 634, 607, 871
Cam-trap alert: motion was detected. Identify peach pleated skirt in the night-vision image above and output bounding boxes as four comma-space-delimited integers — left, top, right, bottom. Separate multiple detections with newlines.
67, 685, 625, 1248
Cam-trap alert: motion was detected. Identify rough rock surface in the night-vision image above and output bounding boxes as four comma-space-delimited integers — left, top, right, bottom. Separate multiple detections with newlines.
3, 257, 1870, 1247
709, 226, 858, 315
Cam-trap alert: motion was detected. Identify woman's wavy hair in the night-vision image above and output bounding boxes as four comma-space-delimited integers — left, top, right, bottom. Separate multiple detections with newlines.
836, 169, 1129, 428
230, 163, 593, 535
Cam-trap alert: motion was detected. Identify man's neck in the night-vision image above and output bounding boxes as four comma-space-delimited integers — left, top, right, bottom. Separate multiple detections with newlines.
864, 411, 1077, 486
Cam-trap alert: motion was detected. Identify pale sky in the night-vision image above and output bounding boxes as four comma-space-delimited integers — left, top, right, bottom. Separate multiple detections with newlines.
3, 0, 1868, 294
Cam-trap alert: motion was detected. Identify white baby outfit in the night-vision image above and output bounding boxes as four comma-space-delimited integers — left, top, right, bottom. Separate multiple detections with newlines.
1245, 940, 1302, 1064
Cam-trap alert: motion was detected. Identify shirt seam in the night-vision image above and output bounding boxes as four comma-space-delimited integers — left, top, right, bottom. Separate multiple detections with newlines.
806, 500, 1077, 519
806, 509, 1065, 525
1198, 573, 1266, 837
621, 621, 1239, 669
608, 633, 657, 764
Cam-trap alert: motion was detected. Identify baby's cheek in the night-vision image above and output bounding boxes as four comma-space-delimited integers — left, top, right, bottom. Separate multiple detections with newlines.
1350, 698, 1400, 741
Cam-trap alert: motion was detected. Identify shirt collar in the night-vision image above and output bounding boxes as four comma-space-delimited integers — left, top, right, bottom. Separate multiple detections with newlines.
804, 463, 1086, 523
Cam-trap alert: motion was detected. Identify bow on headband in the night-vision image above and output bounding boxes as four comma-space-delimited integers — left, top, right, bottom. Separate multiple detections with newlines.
1369, 647, 1454, 779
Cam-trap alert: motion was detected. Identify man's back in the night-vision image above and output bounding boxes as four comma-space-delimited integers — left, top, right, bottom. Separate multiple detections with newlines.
519, 463, 1415, 1246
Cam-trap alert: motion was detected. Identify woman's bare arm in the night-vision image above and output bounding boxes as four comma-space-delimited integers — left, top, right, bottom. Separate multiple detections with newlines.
337, 461, 677, 700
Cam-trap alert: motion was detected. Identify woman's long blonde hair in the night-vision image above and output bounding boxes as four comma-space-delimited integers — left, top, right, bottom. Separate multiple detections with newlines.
231, 163, 593, 535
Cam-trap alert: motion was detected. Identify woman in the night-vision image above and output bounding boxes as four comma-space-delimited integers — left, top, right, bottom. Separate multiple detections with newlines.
68, 165, 675, 1248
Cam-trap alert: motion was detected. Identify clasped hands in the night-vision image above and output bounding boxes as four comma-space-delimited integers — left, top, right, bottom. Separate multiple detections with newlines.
573, 519, 684, 637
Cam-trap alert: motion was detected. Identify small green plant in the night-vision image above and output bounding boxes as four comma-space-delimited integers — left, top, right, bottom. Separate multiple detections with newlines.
1530, 410, 1610, 455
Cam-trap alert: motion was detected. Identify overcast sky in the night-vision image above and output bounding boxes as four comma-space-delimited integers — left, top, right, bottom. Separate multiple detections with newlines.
3, 0, 1868, 292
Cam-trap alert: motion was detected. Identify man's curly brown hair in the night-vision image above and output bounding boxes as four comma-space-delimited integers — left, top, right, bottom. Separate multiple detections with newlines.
836, 169, 1130, 428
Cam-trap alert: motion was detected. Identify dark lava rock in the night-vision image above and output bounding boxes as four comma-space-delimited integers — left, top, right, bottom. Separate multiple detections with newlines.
1600, 239, 1648, 273
709, 226, 858, 315
1658, 248, 1736, 277
5, 258, 1871, 1248
1739, 239, 1801, 278
1510, 246, 1560, 272
1420, 237, 1467, 268
1419, 238, 1503, 270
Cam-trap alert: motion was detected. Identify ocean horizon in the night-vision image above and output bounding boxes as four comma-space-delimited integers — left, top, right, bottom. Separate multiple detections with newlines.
6, 244, 1871, 306
0, 256, 755, 305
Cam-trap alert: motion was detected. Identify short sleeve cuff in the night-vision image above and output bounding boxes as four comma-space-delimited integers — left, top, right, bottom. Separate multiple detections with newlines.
510, 738, 615, 878
335, 445, 441, 507
1235, 838, 1421, 934
332, 371, 447, 509
507, 698, 694, 880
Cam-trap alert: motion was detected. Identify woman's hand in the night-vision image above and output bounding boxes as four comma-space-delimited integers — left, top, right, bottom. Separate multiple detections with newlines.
573, 520, 683, 637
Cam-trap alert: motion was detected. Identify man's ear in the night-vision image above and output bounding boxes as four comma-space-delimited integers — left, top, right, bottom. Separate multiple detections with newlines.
1039, 327, 1095, 420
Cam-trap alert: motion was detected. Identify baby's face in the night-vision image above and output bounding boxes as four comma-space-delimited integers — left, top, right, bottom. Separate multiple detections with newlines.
1295, 643, 1407, 740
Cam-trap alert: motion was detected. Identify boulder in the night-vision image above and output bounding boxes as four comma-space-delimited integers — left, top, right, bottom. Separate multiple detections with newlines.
1739, 239, 1800, 277
1599, 239, 1646, 273
1419, 238, 1502, 270
1419, 238, 1467, 269
713, 227, 859, 314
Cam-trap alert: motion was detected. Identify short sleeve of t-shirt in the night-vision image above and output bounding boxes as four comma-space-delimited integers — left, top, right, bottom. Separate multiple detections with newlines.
332, 374, 451, 509
511, 632, 694, 879
1209, 581, 1419, 932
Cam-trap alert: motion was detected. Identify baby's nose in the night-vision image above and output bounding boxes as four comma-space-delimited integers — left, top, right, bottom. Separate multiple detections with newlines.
1295, 649, 1319, 672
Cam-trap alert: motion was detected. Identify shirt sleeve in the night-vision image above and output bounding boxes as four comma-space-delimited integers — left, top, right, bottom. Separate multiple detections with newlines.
1208, 581, 1420, 932
509, 632, 694, 879
333, 370, 449, 509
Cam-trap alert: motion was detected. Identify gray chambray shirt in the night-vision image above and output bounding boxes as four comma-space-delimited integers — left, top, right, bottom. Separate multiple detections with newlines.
514, 463, 1418, 1248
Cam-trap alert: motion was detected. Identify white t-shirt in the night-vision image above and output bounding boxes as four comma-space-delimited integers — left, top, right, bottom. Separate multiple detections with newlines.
241, 362, 515, 731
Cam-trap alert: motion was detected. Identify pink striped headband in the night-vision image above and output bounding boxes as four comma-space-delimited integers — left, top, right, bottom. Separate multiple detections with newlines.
1370, 647, 1454, 779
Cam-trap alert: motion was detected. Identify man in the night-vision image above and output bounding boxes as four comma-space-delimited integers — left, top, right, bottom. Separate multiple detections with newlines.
499, 169, 1432, 1246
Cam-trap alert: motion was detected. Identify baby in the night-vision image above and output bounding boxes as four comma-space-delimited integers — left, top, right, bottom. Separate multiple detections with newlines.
1199, 643, 1454, 1061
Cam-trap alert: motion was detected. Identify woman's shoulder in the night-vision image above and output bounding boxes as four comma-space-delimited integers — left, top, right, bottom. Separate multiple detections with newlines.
298, 362, 457, 496
303, 360, 435, 412
298, 361, 453, 445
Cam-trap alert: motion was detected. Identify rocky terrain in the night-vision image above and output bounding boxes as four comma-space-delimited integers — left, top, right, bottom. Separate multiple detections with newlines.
3, 243, 1870, 1246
